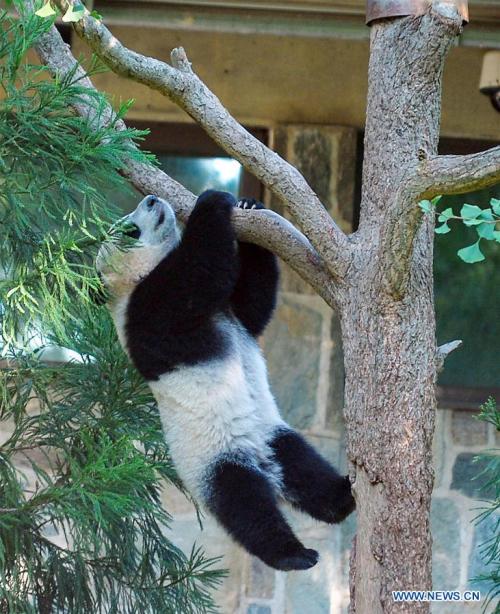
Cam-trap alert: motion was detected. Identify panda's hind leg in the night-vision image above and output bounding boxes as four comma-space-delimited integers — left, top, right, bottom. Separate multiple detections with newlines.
204, 457, 318, 571
270, 428, 355, 524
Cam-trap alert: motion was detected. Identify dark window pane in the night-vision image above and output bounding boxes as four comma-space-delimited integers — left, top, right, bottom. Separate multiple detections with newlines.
157, 155, 242, 196
435, 186, 500, 388
113, 155, 244, 213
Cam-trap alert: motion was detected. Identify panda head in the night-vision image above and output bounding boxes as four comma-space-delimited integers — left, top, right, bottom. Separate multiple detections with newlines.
96, 194, 180, 301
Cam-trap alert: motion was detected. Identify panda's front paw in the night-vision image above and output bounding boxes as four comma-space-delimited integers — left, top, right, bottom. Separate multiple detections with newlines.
235, 198, 265, 211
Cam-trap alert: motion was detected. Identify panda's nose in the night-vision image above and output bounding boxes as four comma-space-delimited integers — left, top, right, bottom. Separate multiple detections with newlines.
145, 195, 157, 209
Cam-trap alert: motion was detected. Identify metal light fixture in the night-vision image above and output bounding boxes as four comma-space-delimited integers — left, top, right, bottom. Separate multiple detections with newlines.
366, 0, 469, 26
479, 51, 500, 113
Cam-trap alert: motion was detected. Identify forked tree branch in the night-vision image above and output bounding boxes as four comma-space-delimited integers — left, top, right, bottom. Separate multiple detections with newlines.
418, 146, 500, 198
29, 5, 338, 306
50, 0, 351, 277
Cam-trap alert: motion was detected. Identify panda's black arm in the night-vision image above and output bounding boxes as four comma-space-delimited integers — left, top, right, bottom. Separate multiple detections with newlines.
230, 199, 279, 337
132, 190, 239, 326
231, 242, 279, 337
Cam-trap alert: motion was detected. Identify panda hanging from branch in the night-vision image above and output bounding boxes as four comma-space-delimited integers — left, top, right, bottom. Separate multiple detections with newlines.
95, 190, 355, 571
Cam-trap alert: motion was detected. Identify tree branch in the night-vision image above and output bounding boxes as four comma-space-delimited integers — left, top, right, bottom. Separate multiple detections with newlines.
49, 0, 351, 277
28, 6, 338, 306
418, 146, 500, 198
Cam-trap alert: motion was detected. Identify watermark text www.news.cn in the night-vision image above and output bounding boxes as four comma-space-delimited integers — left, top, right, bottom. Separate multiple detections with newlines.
392, 590, 481, 602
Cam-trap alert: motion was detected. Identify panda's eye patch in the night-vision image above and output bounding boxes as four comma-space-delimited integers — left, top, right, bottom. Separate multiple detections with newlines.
155, 211, 165, 230
125, 223, 141, 239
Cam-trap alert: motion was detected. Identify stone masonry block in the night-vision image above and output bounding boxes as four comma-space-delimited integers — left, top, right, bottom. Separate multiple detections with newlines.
451, 409, 488, 446
431, 498, 461, 590
270, 124, 357, 295
276, 125, 357, 230
262, 296, 322, 429
245, 557, 275, 599
284, 541, 332, 614
326, 314, 345, 433
451, 453, 496, 500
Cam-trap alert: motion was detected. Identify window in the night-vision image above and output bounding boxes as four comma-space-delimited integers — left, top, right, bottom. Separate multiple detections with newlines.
435, 138, 500, 409
127, 121, 266, 203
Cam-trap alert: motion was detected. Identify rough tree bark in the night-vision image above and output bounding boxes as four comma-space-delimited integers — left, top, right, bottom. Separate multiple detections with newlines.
343, 9, 461, 612
27, 0, 500, 612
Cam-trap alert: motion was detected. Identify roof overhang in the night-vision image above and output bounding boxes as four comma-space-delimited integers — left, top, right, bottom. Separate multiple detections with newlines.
94, 0, 500, 48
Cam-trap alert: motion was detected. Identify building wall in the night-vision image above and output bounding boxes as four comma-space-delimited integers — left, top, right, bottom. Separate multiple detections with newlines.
72, 26, 500, 141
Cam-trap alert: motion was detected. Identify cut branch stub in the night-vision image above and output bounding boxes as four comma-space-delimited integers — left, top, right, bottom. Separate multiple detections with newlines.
366, 0, 469, 25
436, 339, 463, 372
170, 47, 192, 73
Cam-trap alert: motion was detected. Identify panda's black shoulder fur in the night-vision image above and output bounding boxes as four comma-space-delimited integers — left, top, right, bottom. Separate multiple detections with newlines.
125, 190, 279, 381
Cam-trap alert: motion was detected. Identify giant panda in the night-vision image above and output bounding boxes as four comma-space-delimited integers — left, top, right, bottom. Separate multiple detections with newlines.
96, 190, 355, 571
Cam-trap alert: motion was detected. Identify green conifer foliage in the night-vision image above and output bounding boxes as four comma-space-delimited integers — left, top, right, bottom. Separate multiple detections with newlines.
0, 5, 225, 612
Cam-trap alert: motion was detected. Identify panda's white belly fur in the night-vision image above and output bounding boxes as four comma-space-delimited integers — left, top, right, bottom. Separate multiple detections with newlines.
148, 318, 286, 501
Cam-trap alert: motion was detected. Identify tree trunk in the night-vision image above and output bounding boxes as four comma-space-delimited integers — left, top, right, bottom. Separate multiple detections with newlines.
343, 259, 436, 612
343, 7, 462, 613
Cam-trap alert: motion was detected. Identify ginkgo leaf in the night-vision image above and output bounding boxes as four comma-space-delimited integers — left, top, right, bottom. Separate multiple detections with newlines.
437, 208, 453, 223
62, 4, 85, 22
435, 223, 451, 234
418, 200, 433, 213
460, 204, 483, 226
35, 1, 57, 17
457, 241, 485, 264
476, 222, 495, 240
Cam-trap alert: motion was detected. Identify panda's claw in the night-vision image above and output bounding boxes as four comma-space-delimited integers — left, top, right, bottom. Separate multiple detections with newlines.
236, 198, 265, 211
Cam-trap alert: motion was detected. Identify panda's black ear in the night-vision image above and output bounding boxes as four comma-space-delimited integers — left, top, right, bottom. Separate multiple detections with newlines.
89, 273, 108, 306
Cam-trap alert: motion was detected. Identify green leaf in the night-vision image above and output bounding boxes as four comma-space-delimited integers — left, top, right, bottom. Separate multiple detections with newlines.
460, 204, 483, 225
492, 230, 500, 243
90, 10, 102, 19
476, 222, 496, 240
62, 4, 85, 22
437, 207, 454, 223
431, 195, 442, 207
435, 223, 451, 234
461, 203, 482, 218
35, 1, 57, 17
490, 198, 500, 216
418, 200, 433, 213
457, 241, 485, 264
478, 208, 494, 222
6, 286, 19, 299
